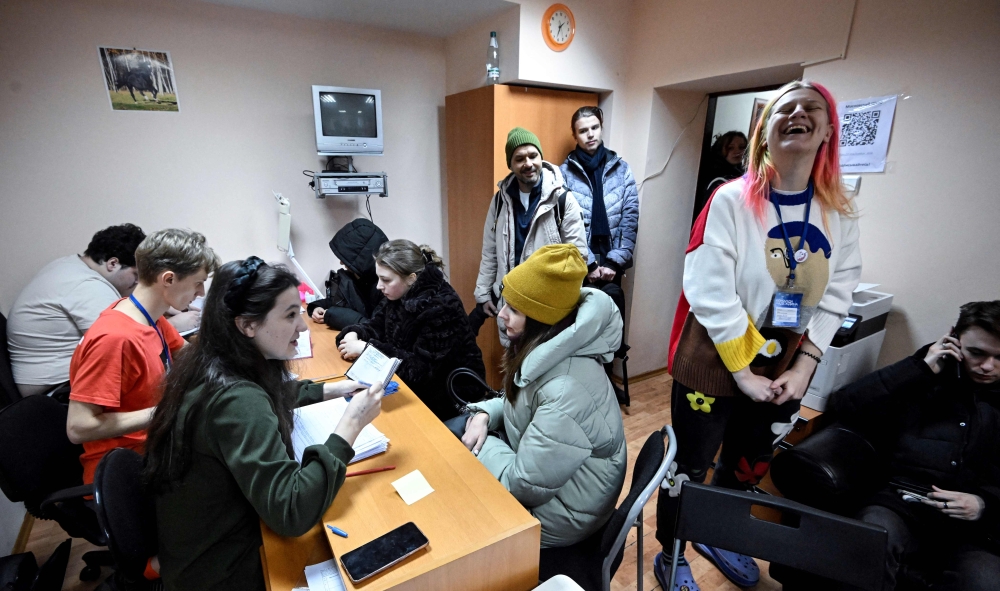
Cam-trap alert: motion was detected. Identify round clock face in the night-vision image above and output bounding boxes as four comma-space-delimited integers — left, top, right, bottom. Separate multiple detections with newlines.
542, 4, 575, 51
549, 10, 572, 44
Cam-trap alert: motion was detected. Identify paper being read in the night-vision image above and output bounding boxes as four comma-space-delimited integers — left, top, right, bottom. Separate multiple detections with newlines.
303, 559, 346, 591
292, 330, 312, 360
391, 470, 434, 505
347, 345, 391, 385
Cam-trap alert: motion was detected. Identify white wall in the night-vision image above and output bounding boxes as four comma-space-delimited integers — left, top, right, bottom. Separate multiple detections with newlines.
616, 0, 1000, 374
445, 5, 521, 96
712, 90, 780, 140
619, 0, 856, 374
0, 0, 448, 313
0, 0, 448, 550
805, 0, 1000, 363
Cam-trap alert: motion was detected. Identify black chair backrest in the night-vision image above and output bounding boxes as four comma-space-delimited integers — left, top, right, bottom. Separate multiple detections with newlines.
596, 428, 666, 577
770, 424, 884, 514
675, 482, 888, 591
92, 448, 157, 578
0, 313, 22, 410
0, 395, 83, 505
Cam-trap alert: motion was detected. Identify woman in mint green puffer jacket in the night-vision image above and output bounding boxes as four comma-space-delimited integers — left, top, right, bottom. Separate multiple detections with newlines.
462, 244, 627, 548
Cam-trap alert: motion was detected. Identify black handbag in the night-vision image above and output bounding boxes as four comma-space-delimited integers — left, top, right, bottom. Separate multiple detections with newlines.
445, 368, 508, 445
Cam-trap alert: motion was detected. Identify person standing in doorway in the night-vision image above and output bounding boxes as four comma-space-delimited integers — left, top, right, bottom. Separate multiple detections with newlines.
561, 106, 639, 405
653, 80, 862, 591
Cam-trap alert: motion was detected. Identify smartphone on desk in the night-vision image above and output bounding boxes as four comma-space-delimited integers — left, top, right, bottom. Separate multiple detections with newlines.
340, 522, 429, 583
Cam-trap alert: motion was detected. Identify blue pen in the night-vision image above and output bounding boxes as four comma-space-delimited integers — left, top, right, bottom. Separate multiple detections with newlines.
327, 525, 348, 538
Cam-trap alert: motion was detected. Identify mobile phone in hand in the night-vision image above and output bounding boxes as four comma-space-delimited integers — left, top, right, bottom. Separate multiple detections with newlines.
897, 489, 929, 503
339, 522, 429, 583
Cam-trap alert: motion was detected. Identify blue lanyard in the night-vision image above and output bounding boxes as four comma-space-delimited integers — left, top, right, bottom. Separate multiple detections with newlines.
770, 182, 813, 284
129, 294, 171, 370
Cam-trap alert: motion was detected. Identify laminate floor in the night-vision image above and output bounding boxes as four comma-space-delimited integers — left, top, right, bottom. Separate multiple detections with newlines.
22, 371, 782, 591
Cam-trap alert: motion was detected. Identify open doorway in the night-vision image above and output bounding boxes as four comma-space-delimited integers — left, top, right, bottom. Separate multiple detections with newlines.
691, 85, 785, 222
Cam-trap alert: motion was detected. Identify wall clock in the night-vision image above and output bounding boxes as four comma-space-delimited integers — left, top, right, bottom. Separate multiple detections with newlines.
542, 4, 575, 52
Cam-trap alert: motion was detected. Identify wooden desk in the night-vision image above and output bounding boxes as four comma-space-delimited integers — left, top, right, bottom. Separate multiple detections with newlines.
260, 326, 541, 591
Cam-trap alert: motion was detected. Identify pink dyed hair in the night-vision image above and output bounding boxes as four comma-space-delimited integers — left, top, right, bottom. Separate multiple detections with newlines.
743, 80, 853, 221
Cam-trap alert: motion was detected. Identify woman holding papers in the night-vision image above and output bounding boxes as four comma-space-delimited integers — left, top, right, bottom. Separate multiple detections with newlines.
461, 244, 627, 548
144, 257, 383, 591
336, 240, 486, 421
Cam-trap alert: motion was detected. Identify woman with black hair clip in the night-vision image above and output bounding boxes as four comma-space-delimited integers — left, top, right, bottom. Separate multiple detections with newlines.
145, 257, 383, 591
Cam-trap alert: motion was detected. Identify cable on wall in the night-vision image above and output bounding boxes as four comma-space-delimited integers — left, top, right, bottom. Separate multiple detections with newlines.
637, 94, 709, 194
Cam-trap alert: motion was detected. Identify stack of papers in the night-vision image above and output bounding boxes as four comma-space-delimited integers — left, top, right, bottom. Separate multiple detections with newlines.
292, 397, 389, 464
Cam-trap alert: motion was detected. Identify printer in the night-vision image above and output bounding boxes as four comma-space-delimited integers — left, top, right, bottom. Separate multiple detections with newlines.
802, 286, 893, 411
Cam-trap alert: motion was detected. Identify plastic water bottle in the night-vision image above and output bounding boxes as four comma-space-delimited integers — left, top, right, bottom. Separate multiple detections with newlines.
486, 32, 500, 84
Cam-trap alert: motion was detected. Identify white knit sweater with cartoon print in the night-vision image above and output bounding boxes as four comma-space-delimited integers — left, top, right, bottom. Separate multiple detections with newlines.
679, 178, 862, 373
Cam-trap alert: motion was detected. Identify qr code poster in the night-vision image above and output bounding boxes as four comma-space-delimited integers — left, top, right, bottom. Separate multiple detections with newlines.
98, 47, 179, 112
838, 94, 897, 173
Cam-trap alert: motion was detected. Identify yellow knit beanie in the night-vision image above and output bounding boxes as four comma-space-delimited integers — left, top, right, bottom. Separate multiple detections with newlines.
501, 244, 586, 325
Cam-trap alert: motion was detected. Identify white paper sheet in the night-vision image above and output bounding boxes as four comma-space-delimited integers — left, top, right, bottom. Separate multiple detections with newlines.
838, 94, 898, 173
291, 397, 389, 464
391, 470, 434, 505
304, 559, 346, 591
293, 330, 312, 360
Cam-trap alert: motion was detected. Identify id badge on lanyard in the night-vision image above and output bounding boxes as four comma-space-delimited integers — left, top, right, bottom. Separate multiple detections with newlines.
769, 184, 813, 329
772, 285, 804, 328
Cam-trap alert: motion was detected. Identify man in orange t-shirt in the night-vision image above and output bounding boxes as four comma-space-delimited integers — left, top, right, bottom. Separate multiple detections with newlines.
67, 229, 219, 484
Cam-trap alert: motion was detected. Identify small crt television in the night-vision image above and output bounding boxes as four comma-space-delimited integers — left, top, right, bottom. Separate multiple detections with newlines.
312, 85, 384, 156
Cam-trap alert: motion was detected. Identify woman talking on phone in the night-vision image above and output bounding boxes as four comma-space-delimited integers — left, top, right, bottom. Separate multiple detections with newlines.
653, 80, 862, 590
144, 258, 383, 591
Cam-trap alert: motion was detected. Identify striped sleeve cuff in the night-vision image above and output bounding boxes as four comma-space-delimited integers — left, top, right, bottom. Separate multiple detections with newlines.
714, 316, 766, 372
807, 309, 844, 352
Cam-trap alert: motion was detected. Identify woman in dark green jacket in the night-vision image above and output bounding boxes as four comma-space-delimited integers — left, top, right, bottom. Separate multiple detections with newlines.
144, 257, 383, 591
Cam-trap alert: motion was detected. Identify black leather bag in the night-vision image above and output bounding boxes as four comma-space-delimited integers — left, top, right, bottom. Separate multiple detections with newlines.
445, 368, 507, 445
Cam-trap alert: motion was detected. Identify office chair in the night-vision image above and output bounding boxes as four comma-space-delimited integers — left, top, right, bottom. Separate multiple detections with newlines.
0, 395, 113, 581
92, 448, 158, 588
538, 425, 677, 591
0, 313, 22, 410
667, 482, 888, 591
611, 344, 631, 408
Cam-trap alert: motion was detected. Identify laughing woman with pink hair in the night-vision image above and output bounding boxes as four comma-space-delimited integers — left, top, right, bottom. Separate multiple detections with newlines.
653, 80, 862, 591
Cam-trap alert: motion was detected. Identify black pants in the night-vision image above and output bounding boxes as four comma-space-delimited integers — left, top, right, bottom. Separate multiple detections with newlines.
654, 379, 800, 552
858, 503, 1000, 591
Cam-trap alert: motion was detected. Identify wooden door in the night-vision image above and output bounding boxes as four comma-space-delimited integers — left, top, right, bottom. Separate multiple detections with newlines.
447, 84, 598, 388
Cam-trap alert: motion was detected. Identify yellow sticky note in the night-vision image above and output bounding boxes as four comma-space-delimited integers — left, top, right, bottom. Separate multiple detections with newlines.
391, 470, 434, 505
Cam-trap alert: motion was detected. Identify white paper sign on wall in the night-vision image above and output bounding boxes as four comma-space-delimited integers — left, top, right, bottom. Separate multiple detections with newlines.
838, 94, 897, 173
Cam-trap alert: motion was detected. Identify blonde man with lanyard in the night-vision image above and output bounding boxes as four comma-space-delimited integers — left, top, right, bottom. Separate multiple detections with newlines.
67, 229, 219, 485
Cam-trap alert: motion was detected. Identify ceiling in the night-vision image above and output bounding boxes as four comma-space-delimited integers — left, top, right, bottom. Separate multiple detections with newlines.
197, 0, 518, 38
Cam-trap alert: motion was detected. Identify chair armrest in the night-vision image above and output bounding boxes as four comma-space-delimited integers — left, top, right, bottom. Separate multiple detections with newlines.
39, 484, 94, 513
771, 423, 882, 514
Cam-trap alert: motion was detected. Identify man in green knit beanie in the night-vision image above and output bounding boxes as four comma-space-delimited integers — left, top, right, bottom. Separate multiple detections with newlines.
470, 126, 589, 346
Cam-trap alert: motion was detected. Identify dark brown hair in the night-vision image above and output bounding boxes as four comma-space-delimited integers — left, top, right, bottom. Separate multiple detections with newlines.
955, 300, 1000, 340
84, 223, 146, 267
570, 106, 604, 133
501, 309, 577, 403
